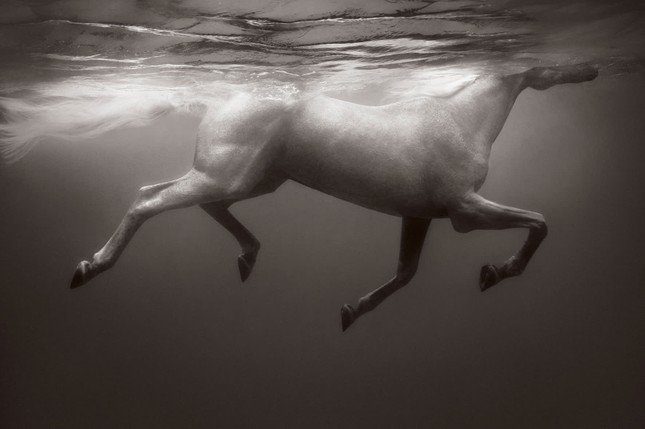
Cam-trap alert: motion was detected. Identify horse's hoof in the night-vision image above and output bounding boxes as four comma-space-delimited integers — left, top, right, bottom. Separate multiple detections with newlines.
237, 253, 255, 282
341, 304, 357, 332
581, 64, 599, 81
479, 264, 501, 292
70, 260, 92, 289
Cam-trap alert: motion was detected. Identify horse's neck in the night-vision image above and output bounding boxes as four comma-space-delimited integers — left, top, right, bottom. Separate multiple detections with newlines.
449, 75, 524, 153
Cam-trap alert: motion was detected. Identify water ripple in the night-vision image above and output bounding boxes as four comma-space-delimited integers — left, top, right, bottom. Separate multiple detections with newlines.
0, 1, 643, 108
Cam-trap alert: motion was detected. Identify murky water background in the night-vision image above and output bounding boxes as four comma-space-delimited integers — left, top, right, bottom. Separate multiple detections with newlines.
1, 1, 644, 428
1, 0, 644, 86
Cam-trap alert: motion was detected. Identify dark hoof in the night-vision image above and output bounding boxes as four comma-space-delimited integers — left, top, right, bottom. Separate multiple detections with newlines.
237, 253, 256, 282
70, 260, 92, 289
341, 304, 357, 332
479, 264, 501, 292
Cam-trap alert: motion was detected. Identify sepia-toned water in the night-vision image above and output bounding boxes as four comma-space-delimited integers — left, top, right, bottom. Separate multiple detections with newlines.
1, 1, 644, 428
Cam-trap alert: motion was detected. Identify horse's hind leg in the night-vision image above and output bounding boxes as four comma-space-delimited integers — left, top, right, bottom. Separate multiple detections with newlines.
449, 193, 548, 291
70, 169, 257, 288
201, 204, 260, 282
200, 177, 285, 282
341, 217, 431, 331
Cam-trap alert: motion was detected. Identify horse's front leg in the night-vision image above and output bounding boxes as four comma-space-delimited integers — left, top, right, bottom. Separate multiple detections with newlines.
449, 193, 548, 291
341, 217, 431, 331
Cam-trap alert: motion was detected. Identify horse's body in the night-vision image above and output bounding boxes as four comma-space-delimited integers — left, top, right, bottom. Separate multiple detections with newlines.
280, 96, 472, 217
71, 64, 599, 331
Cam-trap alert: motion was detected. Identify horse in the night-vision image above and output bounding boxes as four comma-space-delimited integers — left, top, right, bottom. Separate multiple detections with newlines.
67, 64, 599, 331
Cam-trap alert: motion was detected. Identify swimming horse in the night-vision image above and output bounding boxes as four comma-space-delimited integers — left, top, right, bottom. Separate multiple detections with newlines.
67, 64, 598, 331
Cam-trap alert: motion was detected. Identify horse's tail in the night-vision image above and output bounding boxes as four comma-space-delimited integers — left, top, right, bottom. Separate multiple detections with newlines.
0, 79, 218, 163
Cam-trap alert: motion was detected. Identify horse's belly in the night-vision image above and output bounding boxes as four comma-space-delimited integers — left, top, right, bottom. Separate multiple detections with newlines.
277, 138, 453, 217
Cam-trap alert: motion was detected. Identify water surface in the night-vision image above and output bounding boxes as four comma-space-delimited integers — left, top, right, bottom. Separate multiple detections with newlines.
1, 0, 643, 160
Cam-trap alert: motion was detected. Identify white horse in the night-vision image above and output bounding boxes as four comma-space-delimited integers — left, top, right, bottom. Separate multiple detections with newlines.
68, 64, 598, 331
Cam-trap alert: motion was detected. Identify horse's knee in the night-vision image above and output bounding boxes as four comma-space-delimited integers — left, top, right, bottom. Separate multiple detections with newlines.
396, 263, 419, 286
531, 215, 548, 239
128, 186, 163, 221
129, 202, 155, 222
396, 265, 418, 284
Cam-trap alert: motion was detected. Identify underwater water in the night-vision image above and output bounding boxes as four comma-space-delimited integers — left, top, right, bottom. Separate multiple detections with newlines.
0, 1, 644, 428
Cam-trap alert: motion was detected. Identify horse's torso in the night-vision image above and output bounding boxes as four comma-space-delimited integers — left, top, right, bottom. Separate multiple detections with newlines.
195, 75, 521, 217
274, 96, 487, 216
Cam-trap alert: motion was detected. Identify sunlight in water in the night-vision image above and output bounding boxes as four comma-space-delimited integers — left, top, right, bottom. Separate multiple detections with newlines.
0, 66, 482, 162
